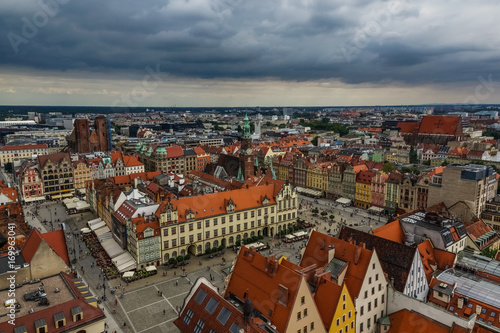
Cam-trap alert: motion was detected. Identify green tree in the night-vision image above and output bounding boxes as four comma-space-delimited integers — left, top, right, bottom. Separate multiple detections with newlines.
4, 162, 13, 173
423, 160, 431, 165
265, 121, 274, 127
382, 162, 395, 173
278, 123, 286, 129
311, 136, 319, 146
441, 160, 449, 166
409, 146, 418, 164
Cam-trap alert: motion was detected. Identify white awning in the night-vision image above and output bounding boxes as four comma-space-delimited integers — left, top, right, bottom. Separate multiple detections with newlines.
146, 265, 157, 272
122, 271, 134, 278
94, 226, 111, 237
89, 221, 106, 231
336, 198, 352, 205
87, 218, 103, 227
293, 231, 308, 238
116, 258, 137, 273
296, 186, 323, 197
368, 206, 384, 213
80, 227, 91, 234
76, 201, 90, 211
247, 242, 265, 249
285, 234, 294, 239
101, 239, 124, 259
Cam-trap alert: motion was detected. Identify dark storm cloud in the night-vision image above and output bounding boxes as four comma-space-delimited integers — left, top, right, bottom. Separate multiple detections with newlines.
1, 0, 500, 85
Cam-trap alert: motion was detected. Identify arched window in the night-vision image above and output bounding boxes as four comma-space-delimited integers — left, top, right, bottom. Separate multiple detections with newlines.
243, 233, 248, 240
213, 240, 219, 248
205, 242, 211, 250
181, 249, 186, 256
250, 231, 255, 238
172, 251, 177, 258
164, 253, 169, 261
229, 236, 234, 244
197, 245, 202, 253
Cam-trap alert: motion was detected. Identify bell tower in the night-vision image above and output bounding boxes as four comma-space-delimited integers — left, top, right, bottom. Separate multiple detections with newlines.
239, 114, 254, 180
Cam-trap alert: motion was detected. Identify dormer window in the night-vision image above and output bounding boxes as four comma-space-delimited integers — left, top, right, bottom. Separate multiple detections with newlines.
166, 210, 172, 222
186, 208, 195, 221
71, 306, 83, 322
34, 318, 48, 333
14, 325, 27, 333
54, 312, 66, 328
226, 198, 235, 213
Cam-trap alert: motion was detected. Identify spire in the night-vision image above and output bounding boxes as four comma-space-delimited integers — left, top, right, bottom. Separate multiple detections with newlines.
237, 165, 244, 182
243, 113, 251, 139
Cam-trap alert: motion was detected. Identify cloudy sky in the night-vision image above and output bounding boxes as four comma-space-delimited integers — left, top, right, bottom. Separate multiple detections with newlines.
1, 0, 500, 107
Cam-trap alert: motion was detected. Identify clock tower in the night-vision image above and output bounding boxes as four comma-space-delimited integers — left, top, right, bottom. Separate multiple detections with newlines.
239, 114, 254, 181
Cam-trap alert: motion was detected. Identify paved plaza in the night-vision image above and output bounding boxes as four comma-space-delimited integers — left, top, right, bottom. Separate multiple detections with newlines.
17, 194, 389, 332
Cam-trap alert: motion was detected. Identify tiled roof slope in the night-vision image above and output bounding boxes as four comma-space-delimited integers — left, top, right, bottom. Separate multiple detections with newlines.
225, 247, 303, 333
373, 220, 406, 244
175, 277, 267, 333
300, 230, 373, 299
155, 183, 282, 222
338, 226, 415, 293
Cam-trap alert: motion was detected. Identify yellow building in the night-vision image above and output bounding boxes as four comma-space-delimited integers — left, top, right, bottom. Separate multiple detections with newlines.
355, 170, 375, 209
324, 283, 356, 333
307, 163, 331, 193
73, 160, 92, 192
156, 181, 298, 262
0, 143, 50, 165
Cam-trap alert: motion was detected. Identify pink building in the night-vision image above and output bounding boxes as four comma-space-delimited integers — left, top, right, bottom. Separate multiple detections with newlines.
371, 171, 388, 208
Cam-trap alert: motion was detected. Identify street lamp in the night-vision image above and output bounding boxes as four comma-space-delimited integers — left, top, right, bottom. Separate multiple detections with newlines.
102, 271, 106, 301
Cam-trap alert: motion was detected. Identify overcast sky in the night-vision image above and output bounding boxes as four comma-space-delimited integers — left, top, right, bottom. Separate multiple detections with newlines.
1, 0, 500, 107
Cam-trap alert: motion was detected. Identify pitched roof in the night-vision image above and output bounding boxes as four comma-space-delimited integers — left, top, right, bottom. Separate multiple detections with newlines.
166, 146, 184, 158
465, 219, 500, 250
156, 183, 282, 222
338, 226, 416, 293
314, 276, 343, 330
373, 221, 405, 244
386, 309, 451, 333
417, 239, 456, 283
123, 155, 143, 167
21, 229, 70, 265
300, 230, 373, 298
418, 115, 461, 135
175, 278, 267, 333
397, 122, 420, 133
225, 247, 304, 333
37, 152, 71, 169
0, 143, 47, 151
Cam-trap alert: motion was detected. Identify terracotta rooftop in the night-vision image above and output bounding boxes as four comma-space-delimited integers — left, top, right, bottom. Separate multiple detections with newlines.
21, 228, 70, 266
225, 247, 304, 333
300, 230, 373, 299
37, 152, 71, 169
386, 309, 452, 333
338, 226, 416, 293
0, 143, 47, 151
175, 277, 267, 333
373, 221, 405, 244
419, 115, 462, 135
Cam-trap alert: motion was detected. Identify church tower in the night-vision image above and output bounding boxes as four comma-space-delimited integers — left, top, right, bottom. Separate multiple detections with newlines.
239, 114, 254, 180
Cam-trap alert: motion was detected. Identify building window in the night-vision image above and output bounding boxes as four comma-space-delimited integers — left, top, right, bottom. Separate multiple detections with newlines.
180, 225, 185, 233
194, 319, 205, 333
297, 312, 301, 320
349, 310, 352, 318
360, 306, 364, 315
364, 291, 368, 299
310, 322, 314, 331
301, 296, 305, 305
382, 294, 385, 303
368, 302, 371, 311
375, 298, 378, 308
369, 277, 372, 284
376, 273, 379, 281
304, 308, 308, 317
183, 309, 194, 325
343, 314, 346, 322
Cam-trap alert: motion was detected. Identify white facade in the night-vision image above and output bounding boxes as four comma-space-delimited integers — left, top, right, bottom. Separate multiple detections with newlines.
356, 250, 388, 333
403, 251, 429, 301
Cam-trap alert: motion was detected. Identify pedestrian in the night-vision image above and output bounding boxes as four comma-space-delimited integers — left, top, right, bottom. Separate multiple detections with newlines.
114, 299, 117, 305
163, 309, 166, 315
176, 280, 178, 286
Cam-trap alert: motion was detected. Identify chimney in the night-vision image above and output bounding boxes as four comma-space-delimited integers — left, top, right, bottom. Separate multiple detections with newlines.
457, 297, 464, 309
328, 245, 336, 263
278, 285, 289, 305
476, 305, 482, 315
354, 246, 362, 265
360, 242, 366, 249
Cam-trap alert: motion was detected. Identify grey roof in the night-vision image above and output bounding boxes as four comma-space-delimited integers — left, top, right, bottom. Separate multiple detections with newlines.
432, 282, 454, 296
71, 306, 83, 315
0, 254, 25, 274
54, 311, 65, 322
324, 257, 348, 279
14, 325, 27, 333
458, 252, 500, 279
437, 269, 500, 309
34, 318, 47, 328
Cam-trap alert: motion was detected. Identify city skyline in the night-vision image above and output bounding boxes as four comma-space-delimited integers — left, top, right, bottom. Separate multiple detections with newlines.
1, 0, 499, 107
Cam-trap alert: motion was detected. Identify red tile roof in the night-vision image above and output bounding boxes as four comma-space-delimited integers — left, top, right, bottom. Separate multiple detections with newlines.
466, 219, 500, 250
300, 230, 373, 299
419, 115, 462, 135
156, 183, 282, 222
397, 122, 420, 133
373, 221, 405, 244
166, 146, 184, 158
37, 152, 71, 169
225, 247, 304, 333
417, 240, 456, 283
21, 229, 70, 266
0, 143, 47, 151
387, 309, 451, 333
175, 278, 267, 333
123, 155, 143, 167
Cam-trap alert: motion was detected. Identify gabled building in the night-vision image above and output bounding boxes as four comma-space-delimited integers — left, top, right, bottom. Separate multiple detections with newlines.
371, 171, 388, 209
0, 143, 49, 165
338, 226, 429, 301
18, 160, 44, 203
300, 230, 387, 333
37, 152, 74, 200
384, 171, 402, 215
156, 181, 297, 262
175, 277, 269, 333
225, 247, 327, 333
327, 162, 345, 200
398, 174, 418, 212
355, 170, 375, 209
